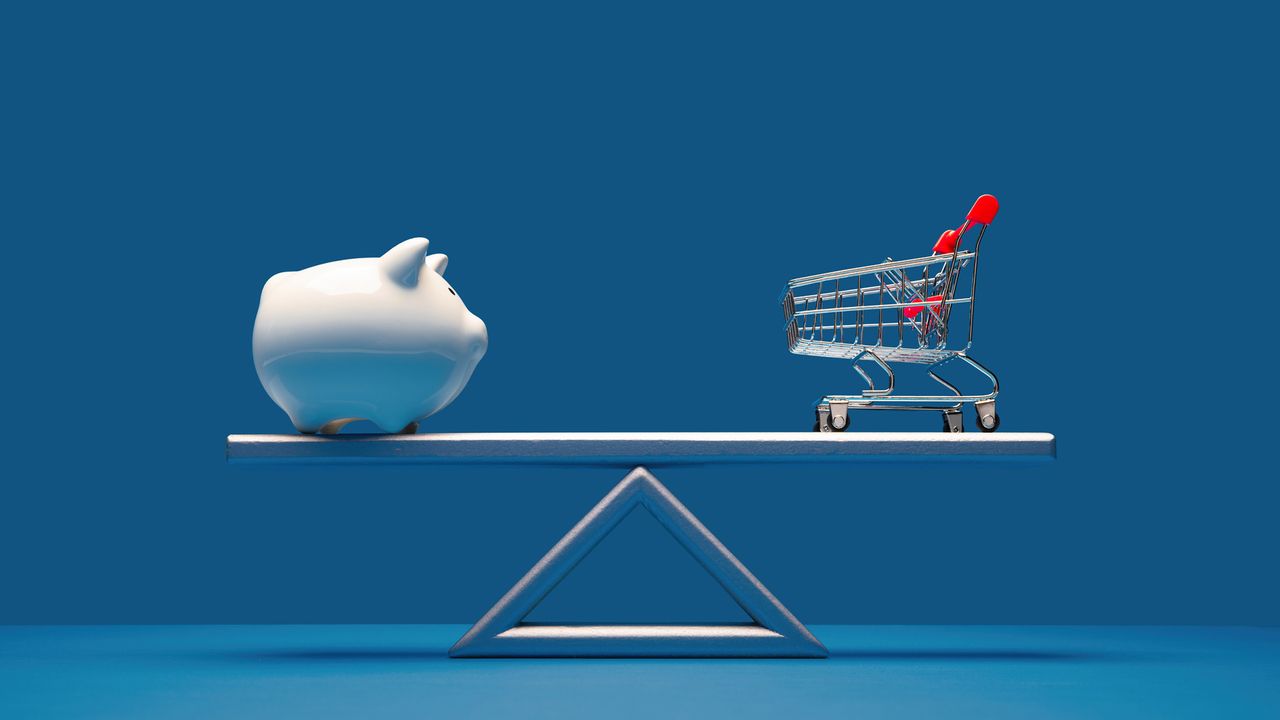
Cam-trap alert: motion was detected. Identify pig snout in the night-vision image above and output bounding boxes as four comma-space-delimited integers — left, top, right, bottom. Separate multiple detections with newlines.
466, 313, 488, 360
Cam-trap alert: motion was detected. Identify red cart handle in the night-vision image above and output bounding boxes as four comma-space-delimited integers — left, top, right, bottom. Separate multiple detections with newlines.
966, 194, 999, 225
933, 194, 999, 255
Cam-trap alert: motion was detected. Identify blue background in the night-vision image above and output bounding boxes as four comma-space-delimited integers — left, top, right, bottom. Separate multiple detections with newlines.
1, 2, 1273, 626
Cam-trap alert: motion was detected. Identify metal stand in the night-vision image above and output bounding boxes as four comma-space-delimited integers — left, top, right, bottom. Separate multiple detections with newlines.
227, 432, 1055, 658
449, 467, 826, 658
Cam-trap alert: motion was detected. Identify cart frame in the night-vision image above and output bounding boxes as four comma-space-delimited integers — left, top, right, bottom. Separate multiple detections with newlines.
780, 195, 1002, 433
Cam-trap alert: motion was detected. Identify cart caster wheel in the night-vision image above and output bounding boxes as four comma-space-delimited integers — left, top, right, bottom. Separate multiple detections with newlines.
942, 411, 964, 433
973, 400, 999, 432
814, 409, 848, 432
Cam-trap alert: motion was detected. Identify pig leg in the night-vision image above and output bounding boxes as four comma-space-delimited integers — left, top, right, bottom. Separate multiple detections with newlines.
290, 415, 323, 435
318, 418, 359, 435
289, 409, 356, 435
366, 412, 419, 434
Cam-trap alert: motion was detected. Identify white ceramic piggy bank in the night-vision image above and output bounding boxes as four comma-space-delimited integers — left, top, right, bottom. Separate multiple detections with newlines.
253, 237, 488, 434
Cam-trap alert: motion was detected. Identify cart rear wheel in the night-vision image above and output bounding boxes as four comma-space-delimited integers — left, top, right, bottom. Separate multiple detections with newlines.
977, 410, 1000, 432
814, 410, 849, 432
942, 410, 964, 433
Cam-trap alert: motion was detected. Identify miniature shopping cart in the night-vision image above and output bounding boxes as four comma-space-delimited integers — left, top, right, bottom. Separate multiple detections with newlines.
781, 195, 1002, 433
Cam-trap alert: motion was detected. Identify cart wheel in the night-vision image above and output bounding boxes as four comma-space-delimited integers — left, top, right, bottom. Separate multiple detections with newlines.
814, 410, 848, 432
977, 411, 1000, 433
942, 411, 964, 433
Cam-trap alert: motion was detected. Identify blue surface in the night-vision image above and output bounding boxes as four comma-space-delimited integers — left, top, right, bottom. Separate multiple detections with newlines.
2, 625, 1278, 718
1, 2, 1276, 626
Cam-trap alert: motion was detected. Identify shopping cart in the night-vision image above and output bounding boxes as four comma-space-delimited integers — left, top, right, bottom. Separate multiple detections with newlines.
780, 195, 1002, 433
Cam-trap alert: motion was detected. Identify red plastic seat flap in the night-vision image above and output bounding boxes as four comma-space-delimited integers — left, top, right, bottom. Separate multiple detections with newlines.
933, 229, 959, 254
903, 294, 944, 320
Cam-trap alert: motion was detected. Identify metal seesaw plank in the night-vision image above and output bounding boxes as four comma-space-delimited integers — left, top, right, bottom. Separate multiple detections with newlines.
226, 431, 1055, 465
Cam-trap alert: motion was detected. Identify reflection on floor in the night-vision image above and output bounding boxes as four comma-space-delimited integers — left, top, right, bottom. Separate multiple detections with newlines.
1, 625, 1277, 719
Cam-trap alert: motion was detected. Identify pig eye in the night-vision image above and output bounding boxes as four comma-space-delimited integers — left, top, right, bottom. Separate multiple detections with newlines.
447, 287, 456, 296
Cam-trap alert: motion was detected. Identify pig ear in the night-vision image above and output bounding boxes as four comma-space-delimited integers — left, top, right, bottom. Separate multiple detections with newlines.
424, 253, 448, 276
380, 237, 430, 286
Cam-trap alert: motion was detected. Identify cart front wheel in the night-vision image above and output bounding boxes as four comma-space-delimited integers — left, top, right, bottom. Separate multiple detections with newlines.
977, 411, 1000, 432
943, 410, 964, 433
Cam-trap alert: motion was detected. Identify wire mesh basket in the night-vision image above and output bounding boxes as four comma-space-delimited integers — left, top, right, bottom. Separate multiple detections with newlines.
781, 195, 1002, 432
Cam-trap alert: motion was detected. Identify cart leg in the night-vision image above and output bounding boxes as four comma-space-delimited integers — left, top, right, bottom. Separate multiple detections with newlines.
852, 350, 894, 396
956, 354, 1000, 397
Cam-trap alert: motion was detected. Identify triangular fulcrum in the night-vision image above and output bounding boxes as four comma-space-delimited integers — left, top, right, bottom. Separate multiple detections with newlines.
450, 467, 827, 658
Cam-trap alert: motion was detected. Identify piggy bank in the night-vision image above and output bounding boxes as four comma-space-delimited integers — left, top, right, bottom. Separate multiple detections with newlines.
253, 237, 488, 434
